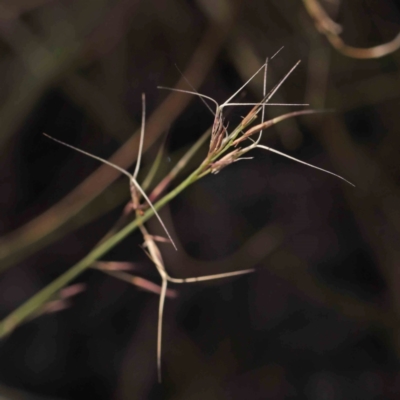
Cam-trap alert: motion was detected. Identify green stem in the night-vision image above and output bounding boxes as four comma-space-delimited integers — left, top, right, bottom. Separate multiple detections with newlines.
0, 93, 263, 338
0, 166, 203, 338
149, 128, 211, 202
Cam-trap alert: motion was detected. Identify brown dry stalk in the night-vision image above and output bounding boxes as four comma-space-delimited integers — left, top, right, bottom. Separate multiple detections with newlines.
303, 0, 400, 59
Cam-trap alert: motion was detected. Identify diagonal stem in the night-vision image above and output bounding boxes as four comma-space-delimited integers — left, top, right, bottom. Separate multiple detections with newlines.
157, 278, 168, 383
0, 165, 205, 338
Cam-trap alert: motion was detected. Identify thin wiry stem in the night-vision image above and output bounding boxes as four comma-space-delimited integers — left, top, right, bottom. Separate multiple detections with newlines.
222, 63, 266, 107
154, 267, 254, 382
43, 133, 132, 179
102, 269, 176, 297
271, 46, 284, 59
157, 86, 219, 115
130, 179, 177, 250
155, 264, 254, 383
157, 278, 168, 383
142, 221, 254, 381
262, 60, 301, 106
166, 268, 254, 283
174, 63, 216, 116
259, 57, 269, 143
159, 60, 279, 114
139, 225, 169, 383
223, 102, 309, 107
133, 93, 146, 180
142, 234, 167, 277
223, 60, 305, 148
43, 133, 178, 250
256, 144, 355, 186
159, 54, 298, 150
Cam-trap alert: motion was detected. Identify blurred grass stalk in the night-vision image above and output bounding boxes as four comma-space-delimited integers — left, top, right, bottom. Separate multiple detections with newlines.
302, 0, 400, 59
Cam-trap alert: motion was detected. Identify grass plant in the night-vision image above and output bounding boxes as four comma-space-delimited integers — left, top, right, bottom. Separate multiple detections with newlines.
0, 53, 353, 381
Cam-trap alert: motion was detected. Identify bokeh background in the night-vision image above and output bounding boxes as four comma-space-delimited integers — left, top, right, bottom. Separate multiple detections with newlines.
1, 0, 400, 398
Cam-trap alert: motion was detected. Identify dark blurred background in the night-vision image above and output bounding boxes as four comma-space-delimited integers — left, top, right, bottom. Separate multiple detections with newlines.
0, 0, 400, 398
